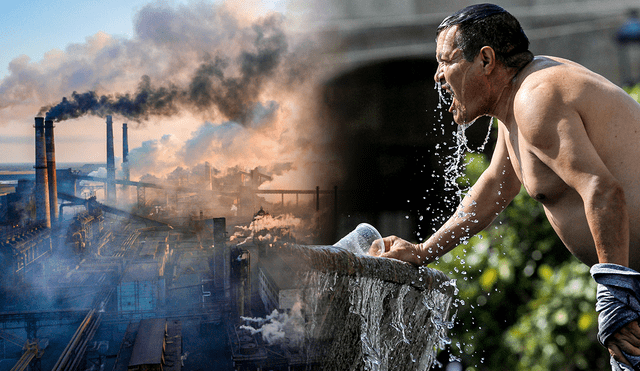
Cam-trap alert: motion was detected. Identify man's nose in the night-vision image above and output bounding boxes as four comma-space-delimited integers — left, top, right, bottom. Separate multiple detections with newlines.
434, 67, 444, 84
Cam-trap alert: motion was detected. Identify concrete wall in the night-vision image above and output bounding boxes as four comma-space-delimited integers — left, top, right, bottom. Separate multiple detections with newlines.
315, 0, 640, 85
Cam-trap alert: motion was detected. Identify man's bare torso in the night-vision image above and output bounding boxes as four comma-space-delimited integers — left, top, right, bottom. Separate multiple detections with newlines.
501, 56, 640, 270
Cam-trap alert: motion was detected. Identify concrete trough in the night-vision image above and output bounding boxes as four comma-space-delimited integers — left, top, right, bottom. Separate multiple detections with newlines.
271, 244, 456, 371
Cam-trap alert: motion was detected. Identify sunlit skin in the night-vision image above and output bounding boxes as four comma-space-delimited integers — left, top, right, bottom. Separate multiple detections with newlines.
370, 25, 640, 365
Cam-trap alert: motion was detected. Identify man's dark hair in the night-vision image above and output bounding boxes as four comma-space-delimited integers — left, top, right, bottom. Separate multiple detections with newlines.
437, 3, 533, 69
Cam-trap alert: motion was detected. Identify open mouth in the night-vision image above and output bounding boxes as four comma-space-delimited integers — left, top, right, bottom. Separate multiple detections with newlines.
442, 85, 456, 110
436, 82, 453, 105
436, 82, 460, 117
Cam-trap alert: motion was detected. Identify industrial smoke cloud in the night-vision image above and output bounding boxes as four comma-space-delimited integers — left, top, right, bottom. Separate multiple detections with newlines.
0, 0, 340, 190
36, 10, 292, 124
0, 0, 321, 126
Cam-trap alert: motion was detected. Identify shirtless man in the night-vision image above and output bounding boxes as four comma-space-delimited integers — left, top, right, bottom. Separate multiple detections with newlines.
370, 4, 640, 370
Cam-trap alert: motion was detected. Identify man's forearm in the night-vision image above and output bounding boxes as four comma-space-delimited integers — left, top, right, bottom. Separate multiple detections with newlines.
414, 136, 520, 265
418, 212, 483, 263
418, 189, 510, 264
585, 181, 629, 266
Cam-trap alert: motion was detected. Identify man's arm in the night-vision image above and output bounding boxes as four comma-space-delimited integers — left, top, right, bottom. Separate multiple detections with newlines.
516, 82, 635, 367
515, 83, 629, 267
375, 124, 521, 266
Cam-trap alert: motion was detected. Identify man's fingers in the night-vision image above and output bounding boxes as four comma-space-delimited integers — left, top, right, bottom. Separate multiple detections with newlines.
605, 320, 640, 369
367, 236, 424, 266
613, 337, 640, 357
383, 236, 398, 251
381, 248, 422, 266
379, 250, 400, 260
368, 239, 386, 256
368, 236, 395, 256
609, 321, 640, 354
608, 343, 632, 368
621, 321, 640, 345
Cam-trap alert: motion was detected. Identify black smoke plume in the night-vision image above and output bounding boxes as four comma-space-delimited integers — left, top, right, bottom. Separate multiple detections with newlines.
38, 14, 288, 125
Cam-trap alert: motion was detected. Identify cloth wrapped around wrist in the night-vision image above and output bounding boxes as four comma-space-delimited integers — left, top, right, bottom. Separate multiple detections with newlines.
590, 263, 640, 370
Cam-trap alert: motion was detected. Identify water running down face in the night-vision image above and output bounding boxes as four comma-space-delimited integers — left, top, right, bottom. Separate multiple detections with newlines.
434, 26, 481, 127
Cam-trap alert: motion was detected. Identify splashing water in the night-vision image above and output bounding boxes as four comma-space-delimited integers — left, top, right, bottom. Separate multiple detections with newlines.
285, 245, 456, 370
435, 82, 494, 204
435, 82, 452, 111
427, 82, 497, 365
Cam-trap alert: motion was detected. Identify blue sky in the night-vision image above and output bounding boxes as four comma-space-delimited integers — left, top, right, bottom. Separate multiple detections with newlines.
0, 0, 190, 163
0, 0, 163, 80
0, 0, 292, 81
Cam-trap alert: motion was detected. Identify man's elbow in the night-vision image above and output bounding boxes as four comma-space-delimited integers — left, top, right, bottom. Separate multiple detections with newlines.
609, 182, 627, 211
589, 177, 626, 211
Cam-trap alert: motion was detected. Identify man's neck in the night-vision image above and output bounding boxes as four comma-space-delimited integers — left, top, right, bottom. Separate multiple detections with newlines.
488, 64, 526, 122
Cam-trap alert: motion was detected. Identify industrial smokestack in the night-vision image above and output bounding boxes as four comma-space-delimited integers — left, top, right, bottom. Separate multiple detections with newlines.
121, 123, 130, 203
44, 119, 59, 224
34, 117, 51, 228
122, 123, 129, 181
106, 115, 116, 204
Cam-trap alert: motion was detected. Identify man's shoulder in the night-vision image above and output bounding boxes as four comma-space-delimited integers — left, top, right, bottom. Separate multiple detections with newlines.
514, 56, 610, 107
517, 57, 569, 88
512, 74, 560, 112
518, 56, 614, 93
510, 59, 579, 141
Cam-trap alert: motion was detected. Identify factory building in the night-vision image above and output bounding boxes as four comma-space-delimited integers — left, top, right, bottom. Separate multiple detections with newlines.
258, 253, 304, 313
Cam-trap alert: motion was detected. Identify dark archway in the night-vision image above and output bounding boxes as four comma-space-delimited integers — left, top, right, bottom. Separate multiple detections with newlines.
321, 57, 495, 241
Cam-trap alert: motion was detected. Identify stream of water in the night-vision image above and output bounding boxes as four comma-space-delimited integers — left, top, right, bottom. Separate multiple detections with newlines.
428, 82, 498, 367
300, 255, 457, 371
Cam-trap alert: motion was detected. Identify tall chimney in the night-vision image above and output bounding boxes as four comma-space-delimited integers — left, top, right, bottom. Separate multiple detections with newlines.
44, 119, 59, 224
106, 115, 116, 204
121, 123, 130, 203
34, 117, 51, 228
122, 123, 130, 181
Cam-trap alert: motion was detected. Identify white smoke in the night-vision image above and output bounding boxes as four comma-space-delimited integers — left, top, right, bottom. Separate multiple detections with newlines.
231, 213, 303, 245
127, 134, 183, 177
240, 301, 306, 346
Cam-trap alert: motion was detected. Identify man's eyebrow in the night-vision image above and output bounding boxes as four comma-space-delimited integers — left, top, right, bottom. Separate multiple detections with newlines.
441, 49, 462, 62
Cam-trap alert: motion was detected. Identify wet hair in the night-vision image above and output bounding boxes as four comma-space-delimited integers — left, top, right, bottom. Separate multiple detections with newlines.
437, 3, 533, 69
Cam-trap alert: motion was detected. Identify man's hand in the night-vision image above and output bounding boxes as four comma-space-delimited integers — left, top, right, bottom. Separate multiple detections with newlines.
606, 320, 640, 369
368, 236, 425, 266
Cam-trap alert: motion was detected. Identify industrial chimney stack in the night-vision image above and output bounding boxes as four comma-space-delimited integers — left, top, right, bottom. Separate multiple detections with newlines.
44, 119, 59, 224
122, 123, 130, 182
34, 117, 51, 228
106, 115, 116, 204
121, 123, 130, 203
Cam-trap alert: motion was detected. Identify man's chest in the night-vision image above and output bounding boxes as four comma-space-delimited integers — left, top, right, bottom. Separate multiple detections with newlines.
505, 131, 570, 203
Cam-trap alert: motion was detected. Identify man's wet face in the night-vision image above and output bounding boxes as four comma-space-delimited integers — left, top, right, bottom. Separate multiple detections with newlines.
434, 26, 475, 125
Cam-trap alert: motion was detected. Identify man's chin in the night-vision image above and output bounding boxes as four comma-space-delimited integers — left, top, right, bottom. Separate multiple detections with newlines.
451, 112, 466, 125
454, 116, 478, 128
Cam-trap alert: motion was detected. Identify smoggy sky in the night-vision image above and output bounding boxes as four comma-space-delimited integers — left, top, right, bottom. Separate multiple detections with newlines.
0, 0, 339, 190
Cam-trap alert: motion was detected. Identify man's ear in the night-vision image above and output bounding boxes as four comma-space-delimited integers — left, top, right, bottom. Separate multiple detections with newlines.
478, 46, 496, 74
